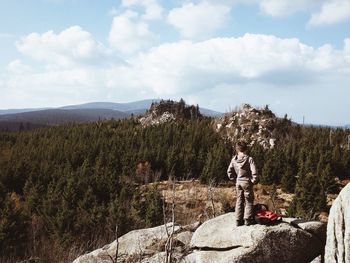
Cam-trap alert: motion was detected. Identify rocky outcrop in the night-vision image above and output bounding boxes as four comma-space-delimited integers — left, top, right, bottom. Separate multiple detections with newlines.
214, 104, 280, 149
139, 111, 176, 126
73, 212, 326, 263
138, 99, 202, 126
325, 183, 350, 263
73, 223, 181, 263
188, 213, 325, 263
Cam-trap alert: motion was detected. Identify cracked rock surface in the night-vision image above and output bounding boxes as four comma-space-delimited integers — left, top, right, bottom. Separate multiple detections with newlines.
188, 213, 324, 263
72, 223, 181, 263
325, 183, 350, 263
73, 213, 326, 263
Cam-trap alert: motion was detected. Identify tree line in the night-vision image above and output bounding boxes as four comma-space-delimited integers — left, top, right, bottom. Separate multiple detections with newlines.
0, 118, 231, 261
0, 115, 349, 261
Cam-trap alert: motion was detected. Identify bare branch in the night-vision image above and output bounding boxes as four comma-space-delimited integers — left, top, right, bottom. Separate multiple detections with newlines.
107, 224, 119, 263
114, 225, 119, 262
163, 189, 170, 238
165, 180, 176, 263
208, 179, 216, 218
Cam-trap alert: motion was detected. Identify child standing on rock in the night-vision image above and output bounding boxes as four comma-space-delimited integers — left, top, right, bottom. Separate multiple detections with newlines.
227, 141, 259, 226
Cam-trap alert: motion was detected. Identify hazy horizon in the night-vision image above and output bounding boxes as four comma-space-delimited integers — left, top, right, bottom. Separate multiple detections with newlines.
1, 98, 348, 127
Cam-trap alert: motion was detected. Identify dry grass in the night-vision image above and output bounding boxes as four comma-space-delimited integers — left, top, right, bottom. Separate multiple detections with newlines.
139, 180, 296, 226
0, 231, 115, 263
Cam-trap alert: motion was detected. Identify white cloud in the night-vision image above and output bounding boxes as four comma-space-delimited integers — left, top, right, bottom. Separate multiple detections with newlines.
122, 0, 139, 6
7, 60, 33, 74
167, 1, 231, 39
1, 64, 150, 108
308, 0, 350, 27
344, 38, 350, 53
2, 32, 350, 124
130, 34, 350, 98
16, 26, 111, 68
108, 10, 156, 54
257, 0, 350, 27
257, 0, 321, 17
122, 0, 163, 20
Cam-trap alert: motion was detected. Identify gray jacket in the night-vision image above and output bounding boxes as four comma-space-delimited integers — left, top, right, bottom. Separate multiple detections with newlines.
227, 154, 259, 183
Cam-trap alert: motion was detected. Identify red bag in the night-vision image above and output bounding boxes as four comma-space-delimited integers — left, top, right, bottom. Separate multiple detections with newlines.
254, 204, 282, 225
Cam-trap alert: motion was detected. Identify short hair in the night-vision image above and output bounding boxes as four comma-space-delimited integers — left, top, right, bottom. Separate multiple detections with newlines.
236, 141, 248, 152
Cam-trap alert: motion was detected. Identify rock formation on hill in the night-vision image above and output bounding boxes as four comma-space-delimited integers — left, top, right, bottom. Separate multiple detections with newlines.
138, 99, 202, 126
325, 182, 350, 263
214, 104, 281, 149
138, 101, 291, 150
73, 213, 326, 263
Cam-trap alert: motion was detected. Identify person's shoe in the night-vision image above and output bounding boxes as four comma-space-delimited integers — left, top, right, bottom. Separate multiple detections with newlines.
245, 219, 255, 226
236, 220, 244, 226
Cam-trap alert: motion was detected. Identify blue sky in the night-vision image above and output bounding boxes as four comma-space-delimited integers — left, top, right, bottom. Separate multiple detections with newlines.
0, 0, 350, 125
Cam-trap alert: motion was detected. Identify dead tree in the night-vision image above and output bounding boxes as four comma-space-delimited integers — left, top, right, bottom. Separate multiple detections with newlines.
208, 179, 216, 217
107, 225, 119, 263
163, 180, 176, 263
269, 185, 277, 212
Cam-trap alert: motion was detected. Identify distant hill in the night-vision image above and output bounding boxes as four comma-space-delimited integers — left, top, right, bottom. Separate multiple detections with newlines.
60, 99, 161, 112
0, 99, 160, 116
199, 108, 222, 117
0, 99, 222, 117
0, 109, 128, 129
0, 99, 222, 131
0, 108, 50, 115
61, 100, 222, 117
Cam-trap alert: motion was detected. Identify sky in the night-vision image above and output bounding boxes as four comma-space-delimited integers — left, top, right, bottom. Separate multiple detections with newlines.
0, 0, 350, 125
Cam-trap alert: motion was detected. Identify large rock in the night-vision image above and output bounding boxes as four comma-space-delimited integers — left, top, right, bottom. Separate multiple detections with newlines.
325, 183, 350, 263
282, 218, 327, 243
73, 213, 326, 263
189, 213, 325, 263
73, 223, 181, 263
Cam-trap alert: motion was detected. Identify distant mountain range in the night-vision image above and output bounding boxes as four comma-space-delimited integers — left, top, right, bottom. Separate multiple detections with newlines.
0, 99, 222, 131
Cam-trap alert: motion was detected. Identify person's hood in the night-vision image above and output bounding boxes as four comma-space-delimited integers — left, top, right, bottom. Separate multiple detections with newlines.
234, 154, 249, 168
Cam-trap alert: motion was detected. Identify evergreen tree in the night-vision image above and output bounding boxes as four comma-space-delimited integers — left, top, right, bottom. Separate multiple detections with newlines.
281, 166, 295, 193
144, 187, 163, 227
288, 172, 327, 219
